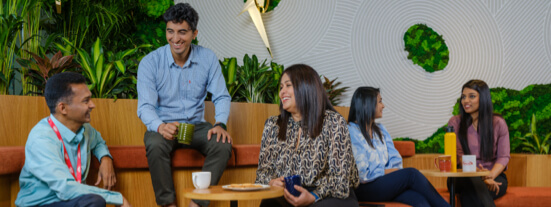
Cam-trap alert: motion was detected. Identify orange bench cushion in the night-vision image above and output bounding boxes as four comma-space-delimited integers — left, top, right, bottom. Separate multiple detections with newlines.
91, 146, 236, 169
233, 144, 260, 166
0, 146, 25, 174
393, 141, 415, 157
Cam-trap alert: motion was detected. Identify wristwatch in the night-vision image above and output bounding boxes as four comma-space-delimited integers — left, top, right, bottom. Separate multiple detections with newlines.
213, 122, 227, 130
311, 192, 321, 203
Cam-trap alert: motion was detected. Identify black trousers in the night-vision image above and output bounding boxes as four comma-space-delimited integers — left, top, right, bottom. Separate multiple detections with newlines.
144, 122, 233, 206
447, 172, 508, 207
259, 187, 358, 207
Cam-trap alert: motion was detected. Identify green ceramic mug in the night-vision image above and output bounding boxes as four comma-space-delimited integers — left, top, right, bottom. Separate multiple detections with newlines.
175, 123, 194, 145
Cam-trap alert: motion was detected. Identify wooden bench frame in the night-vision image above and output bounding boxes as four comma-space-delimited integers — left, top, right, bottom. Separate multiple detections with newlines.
1, 95, 550, 207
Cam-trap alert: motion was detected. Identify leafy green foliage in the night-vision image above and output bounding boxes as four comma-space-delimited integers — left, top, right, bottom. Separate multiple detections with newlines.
518, 114, 550, 154
42, 0, 139, 51
132, 0, 173, 50
0, 13, 24, 94
134, 18, 166, 49
238, 54, 272, 103
16, 50, 81, 96
414, 83, 551, 153
220, 57, 241, 99
218, 54, 283, 104
322, 76, 349, 106
57, 37, 151, 99
138, 0, 173, 18
266, 62, 284, 105
394, 126, 447, 153
404, 24, 449, 73
1, 0, 45, 95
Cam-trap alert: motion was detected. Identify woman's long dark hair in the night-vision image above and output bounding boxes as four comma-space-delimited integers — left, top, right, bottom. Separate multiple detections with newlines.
458, 79, 494, 161
348, 87, 383, 148
277, 64, 335, 141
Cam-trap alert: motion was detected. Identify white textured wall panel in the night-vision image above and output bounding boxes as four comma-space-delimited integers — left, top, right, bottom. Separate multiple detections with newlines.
178, 0, 551, 140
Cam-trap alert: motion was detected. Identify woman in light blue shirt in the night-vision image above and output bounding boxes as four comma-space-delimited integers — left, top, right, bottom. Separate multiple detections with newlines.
348, 87, 449, 207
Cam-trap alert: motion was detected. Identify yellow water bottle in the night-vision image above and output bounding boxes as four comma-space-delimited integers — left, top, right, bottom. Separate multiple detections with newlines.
444, 126, 457, 172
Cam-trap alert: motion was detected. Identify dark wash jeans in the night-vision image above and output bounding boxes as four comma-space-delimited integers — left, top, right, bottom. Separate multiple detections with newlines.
39, 194, 106, 207
355, 168, 450, 207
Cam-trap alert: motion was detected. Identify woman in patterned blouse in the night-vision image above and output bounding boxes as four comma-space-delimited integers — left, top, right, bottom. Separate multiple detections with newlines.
255, 64, 359, 207
348, 87, 449, 207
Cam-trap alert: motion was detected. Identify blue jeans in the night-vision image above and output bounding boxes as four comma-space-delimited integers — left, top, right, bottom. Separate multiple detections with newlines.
355, 168, 450, 207
40, 194, 106, 207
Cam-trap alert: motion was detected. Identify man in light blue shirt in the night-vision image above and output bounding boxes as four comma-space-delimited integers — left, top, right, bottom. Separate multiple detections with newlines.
15, 72, 131, 207
136, 3, 232, 207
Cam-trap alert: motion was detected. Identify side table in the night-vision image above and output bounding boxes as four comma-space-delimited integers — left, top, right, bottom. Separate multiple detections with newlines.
183, 185, 284, 207
420, 169, 490, 207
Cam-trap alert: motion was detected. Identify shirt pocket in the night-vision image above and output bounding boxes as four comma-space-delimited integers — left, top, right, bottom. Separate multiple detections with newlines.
189, 69, 209, 99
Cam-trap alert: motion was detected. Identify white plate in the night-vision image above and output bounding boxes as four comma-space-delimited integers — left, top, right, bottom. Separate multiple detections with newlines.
222, 184, 270, 191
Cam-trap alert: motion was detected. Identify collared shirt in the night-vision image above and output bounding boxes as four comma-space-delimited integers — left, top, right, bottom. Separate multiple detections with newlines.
348, 122, 403, 183
255, 110, 359, 200
15, 115, 123, 206
448, 115, 510, 170
137, 44, 231, 132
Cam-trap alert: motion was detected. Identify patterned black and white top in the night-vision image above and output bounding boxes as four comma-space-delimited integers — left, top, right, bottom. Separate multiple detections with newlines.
255, 110, 360, 199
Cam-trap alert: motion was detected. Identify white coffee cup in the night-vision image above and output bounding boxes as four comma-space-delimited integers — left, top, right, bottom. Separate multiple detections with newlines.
462, 155, 476, 172
192, 171, 211, 189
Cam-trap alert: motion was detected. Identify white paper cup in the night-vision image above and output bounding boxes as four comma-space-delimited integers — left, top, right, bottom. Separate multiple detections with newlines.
462, 155, 476, 172
192, 171, 211, 189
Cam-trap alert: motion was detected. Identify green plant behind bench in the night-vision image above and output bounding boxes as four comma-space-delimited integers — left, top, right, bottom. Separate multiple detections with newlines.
322, 76, 349, 106
218, 54, 284, 104
58, 37, 151, 99
16, 50, 81, 96
518, 114, 550, 154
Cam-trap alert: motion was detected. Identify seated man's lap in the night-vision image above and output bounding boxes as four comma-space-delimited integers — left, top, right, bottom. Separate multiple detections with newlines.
40, 194, 106, 207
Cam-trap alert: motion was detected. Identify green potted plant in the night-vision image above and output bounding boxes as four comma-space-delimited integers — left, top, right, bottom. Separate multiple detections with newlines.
518, 114, 551, 154
16, 50, 81, 96
58, 37, 151, 99
322, 75, 349, 106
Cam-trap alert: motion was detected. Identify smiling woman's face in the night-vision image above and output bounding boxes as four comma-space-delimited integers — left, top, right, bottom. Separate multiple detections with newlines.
374, 93, 384, 119
461, 87, 480, 115
279, 73, 297, 114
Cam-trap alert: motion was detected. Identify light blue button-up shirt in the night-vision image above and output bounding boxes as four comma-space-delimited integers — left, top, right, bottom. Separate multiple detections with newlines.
137, 44, 230, 132
15, 115, 123, 206
348, 122, 403, 183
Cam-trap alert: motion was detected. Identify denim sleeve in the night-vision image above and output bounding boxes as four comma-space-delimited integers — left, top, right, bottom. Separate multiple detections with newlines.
348, 123, 372, 183
379, 124, 403, 169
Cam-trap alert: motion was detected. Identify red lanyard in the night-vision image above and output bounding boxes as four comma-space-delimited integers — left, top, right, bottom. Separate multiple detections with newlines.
48, 117, 82, 183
